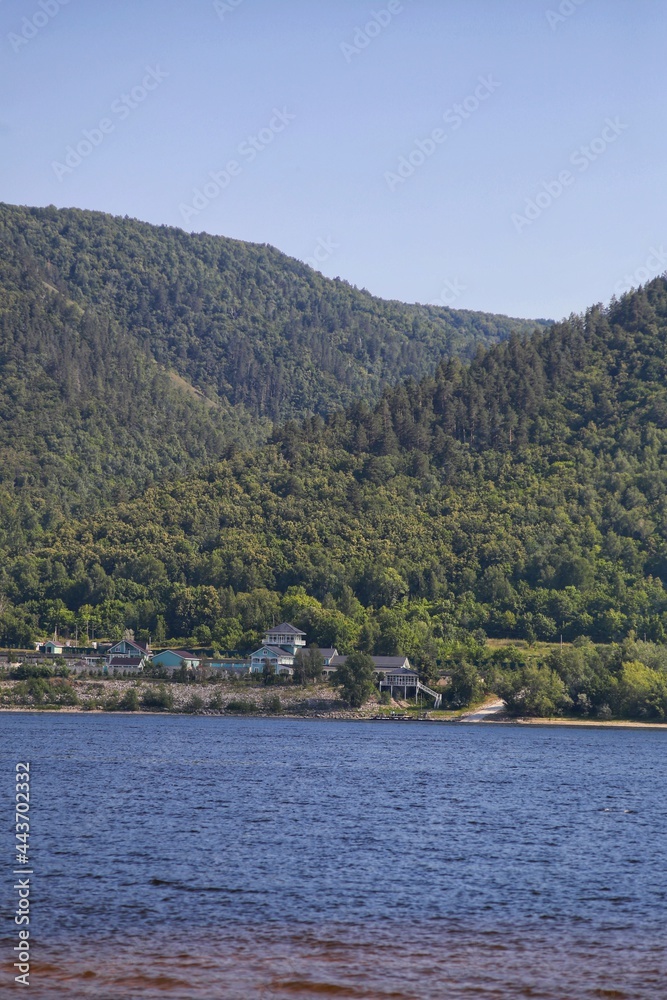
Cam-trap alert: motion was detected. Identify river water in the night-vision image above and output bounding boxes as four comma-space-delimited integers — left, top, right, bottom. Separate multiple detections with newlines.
2, 714, 666, 998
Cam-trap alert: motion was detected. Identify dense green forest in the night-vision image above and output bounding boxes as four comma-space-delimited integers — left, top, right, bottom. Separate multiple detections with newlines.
1, 202, 538, 418
5, 204, 667, 717
0, 203, 539, 514
3, 273, 667, 669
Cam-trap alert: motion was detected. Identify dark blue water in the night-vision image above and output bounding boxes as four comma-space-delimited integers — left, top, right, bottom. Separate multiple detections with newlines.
2, 715, 667, 998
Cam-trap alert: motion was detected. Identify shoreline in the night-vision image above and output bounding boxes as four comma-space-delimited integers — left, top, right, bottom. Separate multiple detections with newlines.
3, 704, 667, 729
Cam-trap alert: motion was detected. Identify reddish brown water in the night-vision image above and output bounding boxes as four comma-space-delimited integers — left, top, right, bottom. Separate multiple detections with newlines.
8, 924, 666, 999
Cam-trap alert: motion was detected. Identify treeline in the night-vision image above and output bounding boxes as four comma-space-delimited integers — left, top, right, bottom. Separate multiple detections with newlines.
454, 637, 667, 722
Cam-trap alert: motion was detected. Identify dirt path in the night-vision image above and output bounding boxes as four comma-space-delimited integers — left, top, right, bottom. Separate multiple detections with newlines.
458, 698, 506, 722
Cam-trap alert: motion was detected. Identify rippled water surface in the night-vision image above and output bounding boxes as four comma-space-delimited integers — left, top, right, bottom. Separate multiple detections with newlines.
2, 714, 667, 998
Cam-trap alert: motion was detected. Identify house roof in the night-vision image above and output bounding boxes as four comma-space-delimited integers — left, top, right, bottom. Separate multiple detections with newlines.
109, 639, 149, 653
252, 645, 293, 657
265, 622, 306, 636
157, 650, 195, 659
329, 654, 413, 671
317, 648, 338, 658
376, 666, 418, 677
371, 656, 411, 669
108, 657, 143, 668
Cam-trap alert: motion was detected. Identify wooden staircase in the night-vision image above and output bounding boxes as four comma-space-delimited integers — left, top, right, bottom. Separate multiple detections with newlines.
415, 680, 442, 709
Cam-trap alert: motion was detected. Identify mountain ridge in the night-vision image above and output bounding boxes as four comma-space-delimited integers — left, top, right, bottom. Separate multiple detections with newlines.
2, 275, 667, 657
0, 201, 545, 514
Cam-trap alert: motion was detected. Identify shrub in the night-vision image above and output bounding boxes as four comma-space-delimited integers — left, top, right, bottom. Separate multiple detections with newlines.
615, 660, 667, 720
140, 685, 174, 711
332, 651, 376, 708
118, 688, 139, 711
496, 664, 572, 717
445, 660, 484, 708
10, 665, 54, 680
263, 694, 282, 714
11, 677, 79, 707
143, 663, 169, 679
184, 694, 205, 714
225, 699, 256, 714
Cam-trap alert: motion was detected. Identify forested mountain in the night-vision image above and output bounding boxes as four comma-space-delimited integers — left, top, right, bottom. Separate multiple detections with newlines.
0, 243, 264, 513
0, 202, 541, 512
4, 277, 667, 666
1, 204, 540, 419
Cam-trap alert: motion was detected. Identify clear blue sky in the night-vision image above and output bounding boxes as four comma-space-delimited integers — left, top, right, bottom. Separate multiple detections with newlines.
1, 0, 664, 319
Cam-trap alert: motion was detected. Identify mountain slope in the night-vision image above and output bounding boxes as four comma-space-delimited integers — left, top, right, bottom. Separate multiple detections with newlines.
0, 201, 544, 516
3, 279, 667, 652
0, 242, 265, 515
1, 203, 542, 423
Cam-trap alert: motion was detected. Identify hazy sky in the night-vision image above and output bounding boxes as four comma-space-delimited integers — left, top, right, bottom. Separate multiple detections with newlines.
2, 0, 665, 319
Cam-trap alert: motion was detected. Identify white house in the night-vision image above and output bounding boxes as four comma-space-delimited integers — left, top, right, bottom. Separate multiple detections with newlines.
105, 639, 151, 672
250, 623, 311, 675
250, 645, 297, 675
323, 654, 413, 679
262, 623, 306, 652
107, 638, 151, 659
